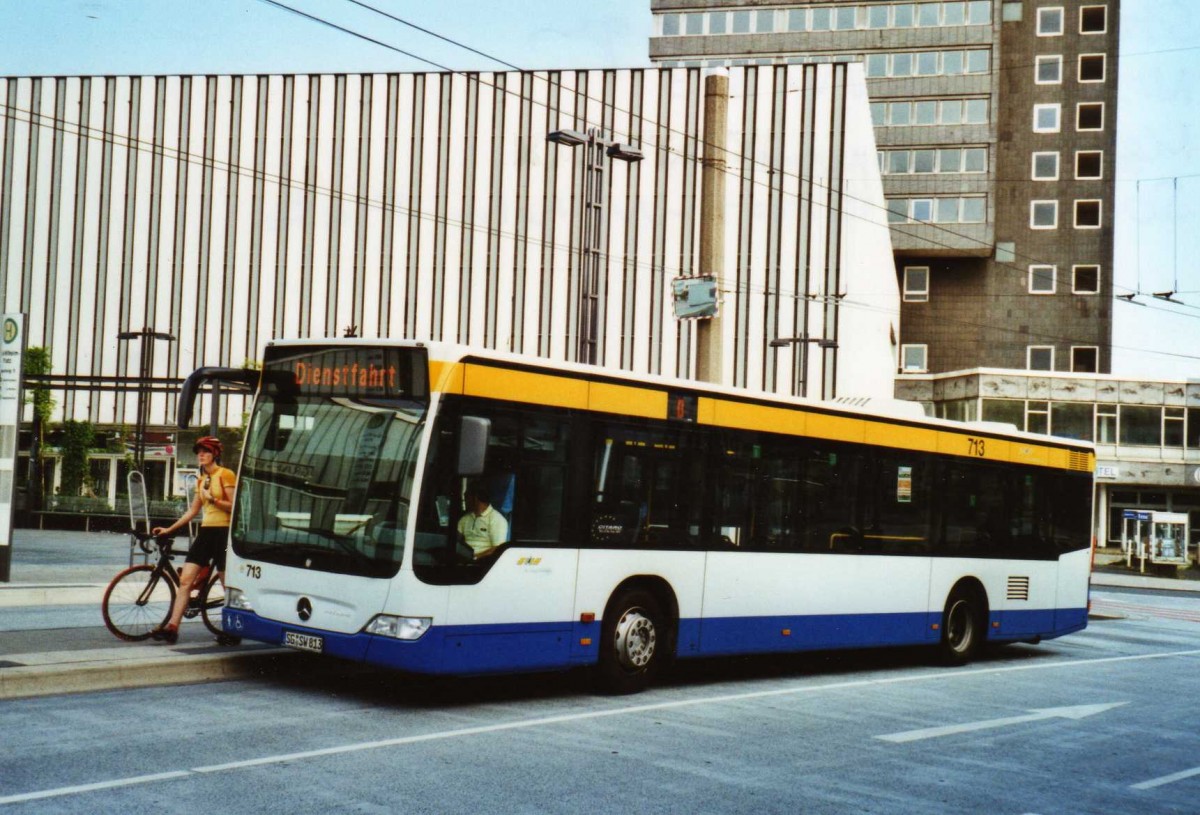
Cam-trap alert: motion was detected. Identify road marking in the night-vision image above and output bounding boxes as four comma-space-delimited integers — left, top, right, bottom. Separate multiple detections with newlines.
3, 647, 1200, 805
1131, 765, 1200, 790
876, 702, 1128, 743
0, 771, 188, 805
1090, 599, 1200, 623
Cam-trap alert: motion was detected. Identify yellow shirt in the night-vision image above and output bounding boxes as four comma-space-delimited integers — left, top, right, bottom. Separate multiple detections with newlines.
199, 466, 237, 527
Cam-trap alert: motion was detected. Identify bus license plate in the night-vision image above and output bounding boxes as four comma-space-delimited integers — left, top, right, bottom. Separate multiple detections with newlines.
284, 631, 324, 653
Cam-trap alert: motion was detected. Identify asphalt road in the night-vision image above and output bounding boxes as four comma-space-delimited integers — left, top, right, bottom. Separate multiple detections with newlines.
2, 586, 1198, 814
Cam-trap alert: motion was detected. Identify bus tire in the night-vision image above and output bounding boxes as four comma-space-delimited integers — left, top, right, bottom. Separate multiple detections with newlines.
938, 583, 986, 666
596, 588, 667, 695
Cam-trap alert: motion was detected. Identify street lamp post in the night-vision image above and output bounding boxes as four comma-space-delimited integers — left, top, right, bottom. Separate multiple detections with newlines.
769, 335, 838, 398
116, 327, 175, 472
547, 128, 643, 365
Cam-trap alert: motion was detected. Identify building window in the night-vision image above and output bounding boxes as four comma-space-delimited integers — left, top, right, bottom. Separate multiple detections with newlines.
658, 9, 996, 39
1002, 2, 1023, 21
1034, 104, 1061, 133
1097, 405, 1117, 443
1075, 151, 1103, 179
1027, 400, 1050, 434
1165, 408, 1185, 447
873, 49, 991, 78
1077, 102, 1105, 130
1037, 7, 1064, 35
1028, 346, 1055, 371
982, 399, 1024, 428
1032, 152, 1060, 180
1080, 5, 1107, 34
873, 98, 989, 127
889, 196, 985, 223
1031, 200, 1059, 229
1071, 346, 1099, 373
1073, 265, 1101, 294
1075, 199, 1103, 228
900, 344, 928, 372
1029, 265, 1057, 293
1079, 54, 1107, 82
968, 1, 992, 25
1051, 402, 1094, 441
880, 147, 987, 175
1120, 406, 1163, 446
1036, 55, 1063, 84
904, 266, 930, 302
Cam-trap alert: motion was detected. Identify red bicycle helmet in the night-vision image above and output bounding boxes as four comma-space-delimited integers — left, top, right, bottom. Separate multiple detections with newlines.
193, 436, 223, 460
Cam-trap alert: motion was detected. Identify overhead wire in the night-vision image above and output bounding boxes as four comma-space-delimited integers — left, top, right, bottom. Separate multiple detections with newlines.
315, 0, 1200, 318
2, 98, 1198, 364
3, 3, 1197, 360
297, 0, 1189, 308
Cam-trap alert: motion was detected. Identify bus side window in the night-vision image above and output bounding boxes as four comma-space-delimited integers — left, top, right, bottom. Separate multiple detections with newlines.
588, 425, 705, 549
802, 446, 860, 552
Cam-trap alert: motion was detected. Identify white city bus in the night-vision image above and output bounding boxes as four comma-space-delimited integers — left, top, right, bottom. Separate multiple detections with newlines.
184, 340, 1094, 693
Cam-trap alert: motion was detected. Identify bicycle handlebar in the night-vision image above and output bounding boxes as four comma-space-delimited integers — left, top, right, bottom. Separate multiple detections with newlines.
129, 529, 174, 554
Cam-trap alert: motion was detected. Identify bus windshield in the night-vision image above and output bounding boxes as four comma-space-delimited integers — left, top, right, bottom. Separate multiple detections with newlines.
231, 346, 429, 578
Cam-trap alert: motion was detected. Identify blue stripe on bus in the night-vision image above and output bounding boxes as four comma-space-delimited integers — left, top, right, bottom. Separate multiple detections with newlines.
223, 607, 1087, 675
694, 612, 935, 656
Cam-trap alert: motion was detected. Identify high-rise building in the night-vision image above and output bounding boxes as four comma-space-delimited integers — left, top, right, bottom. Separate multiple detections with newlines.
650, 1, 1119, 374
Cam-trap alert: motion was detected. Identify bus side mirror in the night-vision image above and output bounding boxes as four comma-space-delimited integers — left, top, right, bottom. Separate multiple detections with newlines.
457, 416, 490, 476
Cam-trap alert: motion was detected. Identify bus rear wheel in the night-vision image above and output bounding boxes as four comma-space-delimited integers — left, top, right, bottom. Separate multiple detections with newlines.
596, 588, 666, 695
938, 584, 986, 666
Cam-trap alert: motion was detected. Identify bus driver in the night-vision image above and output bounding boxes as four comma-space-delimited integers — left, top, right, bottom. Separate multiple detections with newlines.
457, 479, 508, 559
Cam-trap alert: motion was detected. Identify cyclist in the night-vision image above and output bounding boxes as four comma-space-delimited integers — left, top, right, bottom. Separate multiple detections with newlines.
150, 436, 237, 643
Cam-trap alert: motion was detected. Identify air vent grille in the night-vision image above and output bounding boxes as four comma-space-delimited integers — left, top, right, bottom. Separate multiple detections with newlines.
1007, 576, 1030, 601
1068, 451, 1091, 472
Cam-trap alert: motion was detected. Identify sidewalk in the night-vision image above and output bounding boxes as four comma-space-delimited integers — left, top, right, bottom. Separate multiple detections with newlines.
1, 530, 303, 700
1, 530, 1197, 701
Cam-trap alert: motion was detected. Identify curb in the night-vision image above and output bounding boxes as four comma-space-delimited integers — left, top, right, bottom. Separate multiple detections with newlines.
0, 585, 107, 608
0, 648, 297, 701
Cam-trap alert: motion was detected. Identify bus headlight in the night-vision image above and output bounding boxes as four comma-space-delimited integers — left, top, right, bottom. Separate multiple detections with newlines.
226, 587, 253, 611
365, 615, 431, 640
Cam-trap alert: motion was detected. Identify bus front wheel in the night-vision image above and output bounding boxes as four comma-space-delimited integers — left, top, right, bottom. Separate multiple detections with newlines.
596, 588, 666, 695
938, 584, 986, 666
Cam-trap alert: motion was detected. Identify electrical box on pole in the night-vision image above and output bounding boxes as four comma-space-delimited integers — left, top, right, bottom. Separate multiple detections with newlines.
671, 276, 719, 320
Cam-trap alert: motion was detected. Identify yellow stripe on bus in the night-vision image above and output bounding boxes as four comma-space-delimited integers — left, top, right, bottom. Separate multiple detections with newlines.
1008, 442, 1049, 467
590, 382, 666, 418
463, 364, 588, 409
428, 361, 464, 395
862, 422, 940, 454
433, 359, 1089, 472
713, 400, 808, 436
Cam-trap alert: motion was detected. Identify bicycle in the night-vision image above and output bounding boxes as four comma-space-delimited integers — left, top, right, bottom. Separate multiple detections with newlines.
101, 530, 240, 645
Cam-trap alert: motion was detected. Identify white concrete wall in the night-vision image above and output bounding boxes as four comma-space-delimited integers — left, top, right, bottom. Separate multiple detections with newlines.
0, 65, 898, 425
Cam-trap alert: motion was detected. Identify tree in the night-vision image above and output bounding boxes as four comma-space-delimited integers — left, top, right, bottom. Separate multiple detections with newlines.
22, 347, 54, 512
59, 420, 96, 497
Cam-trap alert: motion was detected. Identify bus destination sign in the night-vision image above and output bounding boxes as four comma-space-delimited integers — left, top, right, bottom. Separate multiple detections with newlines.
265, 346, 427, 400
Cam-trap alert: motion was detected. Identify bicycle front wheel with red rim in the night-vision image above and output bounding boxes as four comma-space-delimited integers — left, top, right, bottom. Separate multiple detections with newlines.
102, 564, 176, 641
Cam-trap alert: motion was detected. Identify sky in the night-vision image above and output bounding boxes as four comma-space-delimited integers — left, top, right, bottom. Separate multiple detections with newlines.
0, 0, 1197, 380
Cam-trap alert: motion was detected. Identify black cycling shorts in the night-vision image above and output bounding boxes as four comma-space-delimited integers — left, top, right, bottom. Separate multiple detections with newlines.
184, 526, 229, 571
